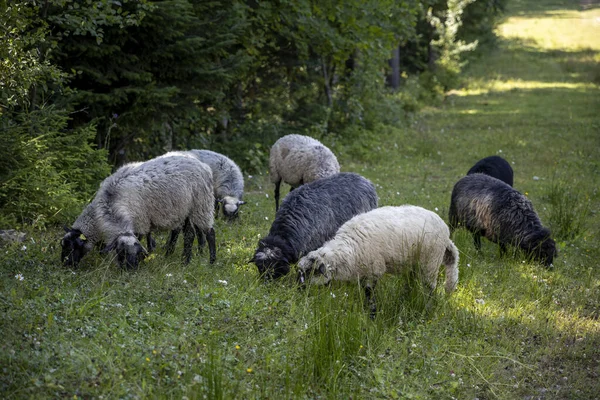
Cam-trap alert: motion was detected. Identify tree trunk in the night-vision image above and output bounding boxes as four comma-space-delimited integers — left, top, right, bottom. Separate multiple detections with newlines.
389, 45, 401, 90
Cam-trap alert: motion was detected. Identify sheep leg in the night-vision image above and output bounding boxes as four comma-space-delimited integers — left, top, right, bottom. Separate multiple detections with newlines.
499, 242, 507, 256
194, 225, 205, 254
274, 180, 281, 212
166, 229, 180, 256
205, 227, 216, 264
472, 232, 482, 251
182, 219, 195, 264
146, 233, 156, 253
361, 278, 378, 319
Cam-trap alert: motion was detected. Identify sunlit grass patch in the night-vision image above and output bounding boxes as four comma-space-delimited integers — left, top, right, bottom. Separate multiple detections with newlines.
498, 8, 600, 51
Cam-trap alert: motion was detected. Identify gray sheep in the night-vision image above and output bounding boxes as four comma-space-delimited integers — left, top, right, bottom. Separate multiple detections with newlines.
164, 150, 245, 219
250, 172, 377, 279
61, 155, 216, 269
269, 134, 340, 211
61, 162, 155, 266
449, 173, 556, 266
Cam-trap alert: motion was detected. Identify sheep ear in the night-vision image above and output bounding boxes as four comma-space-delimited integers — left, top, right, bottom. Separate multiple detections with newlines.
101, 240, 116, 253
237, 201, 246, 206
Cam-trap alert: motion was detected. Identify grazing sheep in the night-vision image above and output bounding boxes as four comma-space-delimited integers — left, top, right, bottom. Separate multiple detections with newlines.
189, 150, 245, 219
61, 155, 216, 269
467, 155, 514, 187
297, 205, 459, 317
250, 172, 377, 279
163, 150, 245, 219
61, 162, 156, 267
269, 134, 340, 211
448, 173, 556, 266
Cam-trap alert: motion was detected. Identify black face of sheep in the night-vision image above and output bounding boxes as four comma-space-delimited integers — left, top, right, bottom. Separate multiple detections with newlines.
528, 234, 557, 267
250, 246, 290, 280
102, 234, 148, 270
61, 227, 90, 267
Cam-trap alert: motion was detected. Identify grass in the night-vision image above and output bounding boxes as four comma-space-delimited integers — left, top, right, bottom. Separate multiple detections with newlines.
1, 0, 599, 398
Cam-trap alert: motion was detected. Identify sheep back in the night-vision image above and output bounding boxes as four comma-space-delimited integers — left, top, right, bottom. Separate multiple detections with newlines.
252, 172, 377, 279
467, 155, 514, 187
269, 134, 340, 186
449, 173, 556, 265
298, 205, 459, 293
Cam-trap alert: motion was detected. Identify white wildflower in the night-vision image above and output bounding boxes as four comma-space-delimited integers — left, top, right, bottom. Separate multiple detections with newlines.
15, 274, 24, 281
218, 280, 228, 286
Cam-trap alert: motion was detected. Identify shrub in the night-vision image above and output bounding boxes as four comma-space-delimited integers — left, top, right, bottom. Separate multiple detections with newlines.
0, 106, 110, 227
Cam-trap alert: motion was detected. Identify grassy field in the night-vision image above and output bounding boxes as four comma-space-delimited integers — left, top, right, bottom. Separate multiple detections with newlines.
1, 1, 599, 398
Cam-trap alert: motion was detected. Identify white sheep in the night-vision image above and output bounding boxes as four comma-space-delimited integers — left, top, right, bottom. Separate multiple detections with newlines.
269, 134, 340, 211
297, 205, 459, 317
61, 155, 216, 268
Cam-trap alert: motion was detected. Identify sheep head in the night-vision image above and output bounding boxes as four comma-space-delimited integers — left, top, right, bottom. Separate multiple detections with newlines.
523, 228, 557, 267
220, 196, 246, 220
297, 252, 332, 287
61, 227, 92, 267
249, 239, 290, 280
102, 233, 148, 269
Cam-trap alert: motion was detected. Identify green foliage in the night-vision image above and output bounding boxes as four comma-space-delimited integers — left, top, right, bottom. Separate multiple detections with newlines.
458, 0, 507, 45
429, 0, 479, 90
0, 1, 67, 111
0, 107, 111, 227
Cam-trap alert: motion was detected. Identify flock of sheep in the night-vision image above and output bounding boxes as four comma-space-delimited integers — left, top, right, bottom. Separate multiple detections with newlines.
61, 134, 557, 316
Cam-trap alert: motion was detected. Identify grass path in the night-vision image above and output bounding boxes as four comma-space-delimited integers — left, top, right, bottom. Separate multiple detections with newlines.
1, 1, 599, 399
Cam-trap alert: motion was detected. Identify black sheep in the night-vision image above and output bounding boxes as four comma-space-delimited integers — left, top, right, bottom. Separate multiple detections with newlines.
250, 172, 378, 279
467, 155, 514, 187
449, 173, 556, 266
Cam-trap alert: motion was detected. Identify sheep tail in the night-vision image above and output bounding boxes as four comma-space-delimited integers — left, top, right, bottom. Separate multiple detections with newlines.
443, 240, 459, 294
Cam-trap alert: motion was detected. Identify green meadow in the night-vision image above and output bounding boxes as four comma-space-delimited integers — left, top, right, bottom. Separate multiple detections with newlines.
1, 1, 599, 398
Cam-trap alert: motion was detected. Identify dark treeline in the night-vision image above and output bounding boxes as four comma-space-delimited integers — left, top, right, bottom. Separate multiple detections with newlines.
0, 0, 505, 226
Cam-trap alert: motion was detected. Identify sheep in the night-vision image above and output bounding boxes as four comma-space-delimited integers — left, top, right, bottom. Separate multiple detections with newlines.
162, 150, 245, 219
269, 134, 340, 211
297, 205, 459, 317
250, 172, 377, 280
448, 173, 556, 266
61, 155, 216, 269
61, 162, 156, 267
188, 150, 246, 219
467, 155, 514, 187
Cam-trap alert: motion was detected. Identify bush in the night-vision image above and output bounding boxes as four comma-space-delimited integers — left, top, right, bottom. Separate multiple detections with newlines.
0, 107, 111, 228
